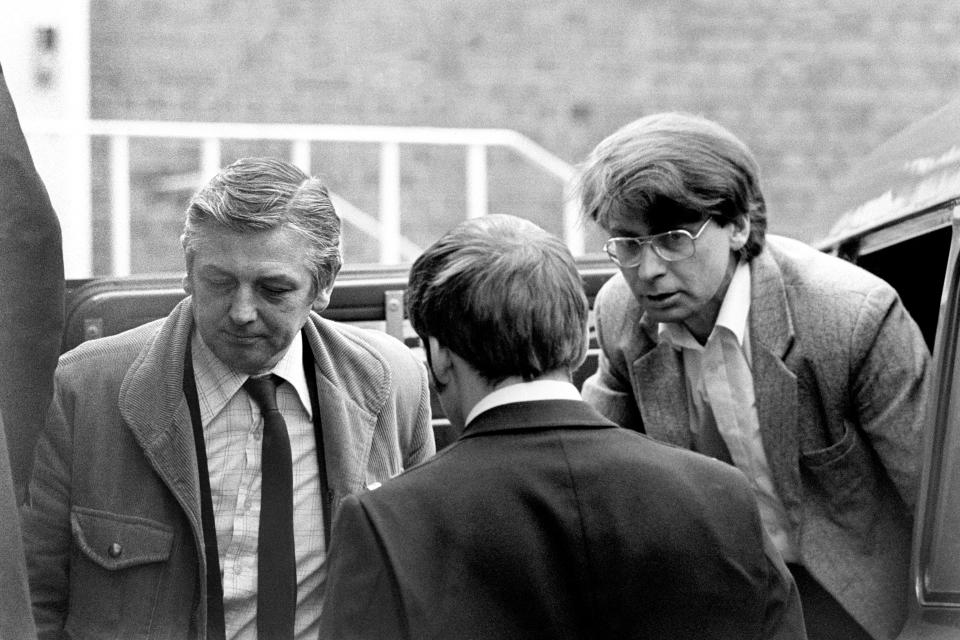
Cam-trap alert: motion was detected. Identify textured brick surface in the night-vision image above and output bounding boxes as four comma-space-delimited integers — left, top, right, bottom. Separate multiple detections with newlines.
88, 0, 960, 273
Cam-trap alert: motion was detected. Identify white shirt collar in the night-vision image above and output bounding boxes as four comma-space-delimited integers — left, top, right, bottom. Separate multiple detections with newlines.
193, 330, 312, 423
268, 332, 313, 418
465, 379, 581, 426
659, 260, 751, 350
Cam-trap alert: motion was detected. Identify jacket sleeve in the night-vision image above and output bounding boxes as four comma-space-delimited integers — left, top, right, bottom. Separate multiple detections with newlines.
318, 493, 408, 640
0, 411, 38, 640
20, 372, 74, 639
581, 281, 644, 431
849, 283, 929, 508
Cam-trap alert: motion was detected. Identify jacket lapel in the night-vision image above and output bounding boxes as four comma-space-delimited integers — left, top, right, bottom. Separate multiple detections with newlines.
634, 340, 693, 449
118, 299, 204, 539
749, 249, 802, 518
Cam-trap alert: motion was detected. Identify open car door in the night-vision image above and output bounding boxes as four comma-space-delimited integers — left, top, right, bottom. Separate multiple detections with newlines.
818, 96, 960, 639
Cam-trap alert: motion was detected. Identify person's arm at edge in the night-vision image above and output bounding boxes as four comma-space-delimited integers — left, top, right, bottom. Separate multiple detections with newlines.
319, 493, 408, 640
0, 410, 37, 640
0, 61, 65, 503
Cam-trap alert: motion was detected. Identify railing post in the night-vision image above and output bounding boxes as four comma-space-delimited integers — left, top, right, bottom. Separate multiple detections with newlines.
466, 144, 488, 219
202, 138, 221, 182
291, 139, 311, 173
110, 135, 131, 276
563, 181, 584, 256
379, 142, 401, 263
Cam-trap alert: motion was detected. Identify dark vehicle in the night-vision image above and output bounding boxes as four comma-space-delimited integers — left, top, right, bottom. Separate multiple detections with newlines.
817, 95, 960, 639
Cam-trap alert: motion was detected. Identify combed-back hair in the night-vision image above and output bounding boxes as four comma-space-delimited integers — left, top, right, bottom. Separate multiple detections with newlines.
181, 156, 342, 292
575, 112, 767, 261
407, 214, 589, 384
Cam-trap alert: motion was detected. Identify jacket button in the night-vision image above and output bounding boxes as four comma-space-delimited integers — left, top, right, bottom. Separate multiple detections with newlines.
108, 542, 123, 558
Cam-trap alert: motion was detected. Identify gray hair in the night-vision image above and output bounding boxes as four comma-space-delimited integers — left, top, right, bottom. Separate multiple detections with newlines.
181, 156, 342, 291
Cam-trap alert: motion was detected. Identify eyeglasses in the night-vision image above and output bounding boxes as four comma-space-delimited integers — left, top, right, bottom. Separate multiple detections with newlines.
603, 218, 712, 266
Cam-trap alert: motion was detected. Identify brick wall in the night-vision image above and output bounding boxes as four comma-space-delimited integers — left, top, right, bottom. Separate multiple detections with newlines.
89, 0, 960, 273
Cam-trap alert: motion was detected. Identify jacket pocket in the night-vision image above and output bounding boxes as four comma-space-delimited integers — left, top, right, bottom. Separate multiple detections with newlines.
799, 421, 883, 535
66, 506, 174, 638
72, 506, 174, 569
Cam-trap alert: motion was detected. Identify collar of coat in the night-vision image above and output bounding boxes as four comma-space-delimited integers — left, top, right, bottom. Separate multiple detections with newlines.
460, 399, 617, 440
116, 296, 393, 523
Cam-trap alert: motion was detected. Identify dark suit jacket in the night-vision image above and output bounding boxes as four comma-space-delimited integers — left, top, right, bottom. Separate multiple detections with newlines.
0, 411, 36, 640
319, 399, 805, 640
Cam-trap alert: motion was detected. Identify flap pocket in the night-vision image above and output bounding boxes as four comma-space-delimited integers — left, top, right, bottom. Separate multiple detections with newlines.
71, 506, 173, 571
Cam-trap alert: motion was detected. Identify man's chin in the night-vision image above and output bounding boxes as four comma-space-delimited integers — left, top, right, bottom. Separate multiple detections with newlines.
642, 308, 689, 327
213, 344, 275, 376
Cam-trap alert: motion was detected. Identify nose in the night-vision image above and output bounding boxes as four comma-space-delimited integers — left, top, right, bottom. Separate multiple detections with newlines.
228, 286, 258, 325
633, 243, 667, 281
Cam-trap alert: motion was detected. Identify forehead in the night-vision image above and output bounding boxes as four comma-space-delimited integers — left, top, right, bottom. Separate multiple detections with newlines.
602, 196, 704, 237
189, 225, 313, 279
605, 210, 700, 238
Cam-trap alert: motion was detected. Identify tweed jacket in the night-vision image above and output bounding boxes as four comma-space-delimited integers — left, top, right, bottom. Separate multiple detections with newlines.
21, 298, 435, 640
583, 234, 929, 640
319, 399, 806, 640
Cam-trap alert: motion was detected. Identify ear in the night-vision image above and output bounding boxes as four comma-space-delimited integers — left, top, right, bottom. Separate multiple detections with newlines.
426, 337, 453, 385
311, 280, 336, 312
728, 214, 751, 252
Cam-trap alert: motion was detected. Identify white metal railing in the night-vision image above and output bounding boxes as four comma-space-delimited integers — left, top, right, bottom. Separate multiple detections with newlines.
23, 119, 582, 276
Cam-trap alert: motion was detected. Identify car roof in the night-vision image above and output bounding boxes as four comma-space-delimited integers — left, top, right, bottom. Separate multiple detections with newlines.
818, 95, 960, 249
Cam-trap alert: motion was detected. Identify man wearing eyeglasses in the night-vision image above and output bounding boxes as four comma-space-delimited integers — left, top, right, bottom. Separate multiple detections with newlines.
576, 112, 929, 640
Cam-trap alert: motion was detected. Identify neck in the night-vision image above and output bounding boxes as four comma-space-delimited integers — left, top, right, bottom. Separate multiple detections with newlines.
463, 370, 570, 417
447, 360, 571, 432
684, 254, 741, 344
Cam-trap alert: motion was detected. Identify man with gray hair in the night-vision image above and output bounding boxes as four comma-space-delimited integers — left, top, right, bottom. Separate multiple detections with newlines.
22, 157, 435, 640
319, 214, 805, 639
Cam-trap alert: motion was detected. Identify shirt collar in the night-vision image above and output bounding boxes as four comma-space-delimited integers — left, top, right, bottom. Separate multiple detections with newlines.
659, 260, 752, 350
192, 330, 312, 424
465, 379, 582, 426
269, 332, 313, 419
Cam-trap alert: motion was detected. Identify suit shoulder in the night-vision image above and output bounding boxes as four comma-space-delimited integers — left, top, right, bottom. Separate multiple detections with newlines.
315, 317, 422, 373
766, 235, 893, 297
611, 427, 756, 492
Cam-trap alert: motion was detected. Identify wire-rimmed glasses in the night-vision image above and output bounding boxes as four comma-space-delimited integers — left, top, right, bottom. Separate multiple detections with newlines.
603, 218, 712, 266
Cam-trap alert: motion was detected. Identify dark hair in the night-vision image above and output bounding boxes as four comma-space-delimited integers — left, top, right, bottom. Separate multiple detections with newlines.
407, 214, 589, 384
576, 112, 767, 260
181, 156, 342, 291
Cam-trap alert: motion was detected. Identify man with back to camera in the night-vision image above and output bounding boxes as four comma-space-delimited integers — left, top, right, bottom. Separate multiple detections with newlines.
577, 112, 930, 640
318, 213, 806, 640
21, 156, 435, 639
